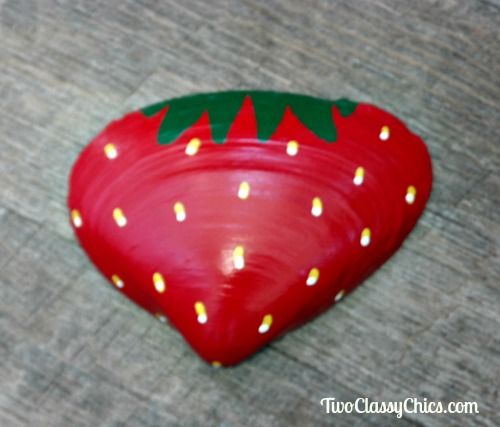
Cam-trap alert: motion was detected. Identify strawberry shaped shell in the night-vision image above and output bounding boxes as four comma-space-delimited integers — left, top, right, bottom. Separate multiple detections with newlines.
68, 91, 432, 366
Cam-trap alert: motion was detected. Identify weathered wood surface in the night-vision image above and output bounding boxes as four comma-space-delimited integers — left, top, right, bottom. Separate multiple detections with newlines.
0, 1, 499, 426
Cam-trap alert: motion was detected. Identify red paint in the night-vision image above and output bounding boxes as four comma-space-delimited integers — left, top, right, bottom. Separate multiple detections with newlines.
68, 96, 432, 366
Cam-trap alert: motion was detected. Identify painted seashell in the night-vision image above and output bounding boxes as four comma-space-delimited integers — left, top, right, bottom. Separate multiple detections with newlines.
68, 91, 432, 366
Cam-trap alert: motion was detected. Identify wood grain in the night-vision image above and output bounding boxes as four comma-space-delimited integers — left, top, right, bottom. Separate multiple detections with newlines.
0, 1, 498, 426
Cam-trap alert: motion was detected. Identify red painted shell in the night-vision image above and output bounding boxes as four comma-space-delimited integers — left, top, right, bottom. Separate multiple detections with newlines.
68, 92, 432, 366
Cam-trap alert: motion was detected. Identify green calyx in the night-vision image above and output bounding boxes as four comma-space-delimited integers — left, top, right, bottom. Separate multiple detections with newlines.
141, 91, 357, 144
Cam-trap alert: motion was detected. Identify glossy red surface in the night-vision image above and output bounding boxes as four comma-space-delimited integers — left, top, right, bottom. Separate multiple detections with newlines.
68, 94, 432, 366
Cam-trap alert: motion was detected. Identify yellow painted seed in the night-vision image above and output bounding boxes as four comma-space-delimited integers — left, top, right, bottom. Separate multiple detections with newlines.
153, 272, 166, 293
311, 197, 323, 217
335, 290, 345, 302
185, 138, 201, 156
405, 185, 417, 204
354, 166, 365, 186
360, 228, 371, 247
111, 274, 124, 289
233, 246, 245, 270
259, 314, 273, 334
306, 268, 320, 286
155, 313, 167, 323
71, 209, 82, 228
238, 181, 251, 200
104, 143, 118, 159
113, 208, 127, 227
195, 301, 207, 324
379, 125, 390, 141
173, 202, 186, 222
286, 140, 299, 156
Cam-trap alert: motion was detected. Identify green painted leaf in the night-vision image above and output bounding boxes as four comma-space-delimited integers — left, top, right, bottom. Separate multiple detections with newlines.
335, 98, 358, 117
204, 93, 248, 144
142, 100, 168, 117
140, 91, 357, 144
